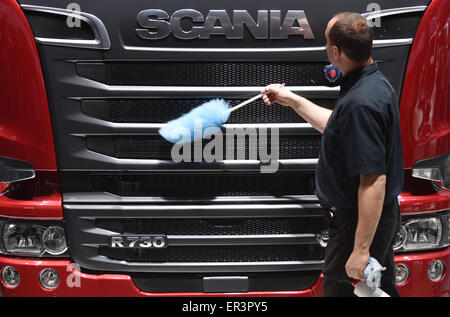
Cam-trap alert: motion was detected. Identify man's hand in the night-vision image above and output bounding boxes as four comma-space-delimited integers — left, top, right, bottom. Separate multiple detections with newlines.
345, 249, 370, 281
346, 174, 386, 281
261, 84, 295, 107
261, 84, 333, 134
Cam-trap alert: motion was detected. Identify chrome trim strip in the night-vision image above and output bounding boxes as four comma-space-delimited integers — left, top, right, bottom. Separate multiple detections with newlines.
123, 44, 327, 53
63, 192, 320, 203
223, 123, 313, 129
168, 234, 318, 246
21, 4, 111, 50
103, 85, 340, 93
65, 203, 323, 217
79, 257, 324, 273
123, 39, 413, 52
362, 5, 427, 20
280, 159, 318, 165
221, 159, 318, 164
67, 203, 320, 211
83, 234, 318, 247
70, 122, 316, 132
372, 39, 413, 47
67, 79, 341, 98
61, 157, 318, 171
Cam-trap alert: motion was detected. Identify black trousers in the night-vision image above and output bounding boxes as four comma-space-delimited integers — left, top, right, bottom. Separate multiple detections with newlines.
322, 199, 402, 297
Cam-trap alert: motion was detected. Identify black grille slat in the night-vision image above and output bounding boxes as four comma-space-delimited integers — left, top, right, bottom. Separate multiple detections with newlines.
82, 98, 336, 124
92, 172, 316, 197
86, 135, 321, 160
95, 217, 325, 236
76, 61, 341, 87
99, 245, 325, 263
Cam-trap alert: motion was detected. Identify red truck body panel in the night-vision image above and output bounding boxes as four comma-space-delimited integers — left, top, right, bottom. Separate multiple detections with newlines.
0, 0, 57, 171
2, 248, 449, 297
399, 0, 450, 168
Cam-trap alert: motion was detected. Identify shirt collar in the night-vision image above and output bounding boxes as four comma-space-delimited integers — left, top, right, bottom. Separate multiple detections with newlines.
340, 62, 378, 96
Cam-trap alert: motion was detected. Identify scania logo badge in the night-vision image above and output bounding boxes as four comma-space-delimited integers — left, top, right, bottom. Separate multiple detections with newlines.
324, 64, 340, 82
136, 9, 315, 40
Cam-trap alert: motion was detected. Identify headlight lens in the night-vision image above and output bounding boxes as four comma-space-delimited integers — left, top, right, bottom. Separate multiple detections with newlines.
412, 152, 449, 189
42, 226, 68, 255
402, 218, 442, 250
3, 223, 46, 255
444, 213, 450, 246
394, 212, 448, 252
0, 219, 68, 257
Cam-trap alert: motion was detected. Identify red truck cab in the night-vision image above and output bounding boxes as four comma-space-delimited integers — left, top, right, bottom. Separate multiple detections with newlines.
0, 0, 448, 297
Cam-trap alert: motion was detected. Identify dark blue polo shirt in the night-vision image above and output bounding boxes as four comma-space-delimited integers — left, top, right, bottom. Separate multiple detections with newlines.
315, 63, 404, 209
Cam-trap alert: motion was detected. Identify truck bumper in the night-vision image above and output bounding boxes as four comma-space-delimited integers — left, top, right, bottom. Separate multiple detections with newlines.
1, 248, 448, 297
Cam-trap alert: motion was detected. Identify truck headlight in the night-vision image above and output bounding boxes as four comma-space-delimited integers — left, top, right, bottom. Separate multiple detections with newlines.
444, 213, 450, 246
394, 212, 449, 252
412, 152, 449, 189
42, 226, 68, 255
0, 219, 68, 257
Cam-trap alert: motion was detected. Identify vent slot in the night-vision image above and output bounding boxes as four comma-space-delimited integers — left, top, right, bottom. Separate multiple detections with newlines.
76, 61, 341, 87
95, 217, 325, 236
91, 172, 316, 197
130, 271, 321, 293
99, 245, 325, 263
81, 98, 336, 124
86, 135, 321, 160
24, 10, 95, 40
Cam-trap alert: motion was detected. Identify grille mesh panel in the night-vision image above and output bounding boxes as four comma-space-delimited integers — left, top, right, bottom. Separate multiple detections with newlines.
92, 172, 315, 197
82, 98, 336, 124
76, 61, 341, 87
86, 135, 321, 160
99, 245, 325, 263
25, 11, 94, 40
131, 271, 322, 293
95, 217, 325, 236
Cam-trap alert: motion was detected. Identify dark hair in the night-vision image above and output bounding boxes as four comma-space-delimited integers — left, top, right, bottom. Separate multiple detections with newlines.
328, 12, 373, 62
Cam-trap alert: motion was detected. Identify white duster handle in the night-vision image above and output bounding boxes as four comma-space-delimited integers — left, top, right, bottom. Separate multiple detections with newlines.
225, 83, 285, 114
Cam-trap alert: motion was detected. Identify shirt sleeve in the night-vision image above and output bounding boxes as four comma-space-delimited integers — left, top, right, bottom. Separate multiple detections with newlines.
338, 104, 387, 176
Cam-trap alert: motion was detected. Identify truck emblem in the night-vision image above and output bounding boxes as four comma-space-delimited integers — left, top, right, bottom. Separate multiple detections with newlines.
110, 235, 168, 249
136, 9, 315, 40
324, 64, 340, 82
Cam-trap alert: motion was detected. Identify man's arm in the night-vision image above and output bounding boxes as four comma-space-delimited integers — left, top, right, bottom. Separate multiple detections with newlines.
345, 173, 386, 281
262, 85, 332, 134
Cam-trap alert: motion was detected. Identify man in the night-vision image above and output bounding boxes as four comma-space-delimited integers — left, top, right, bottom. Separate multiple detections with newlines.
262, 12, 403, 297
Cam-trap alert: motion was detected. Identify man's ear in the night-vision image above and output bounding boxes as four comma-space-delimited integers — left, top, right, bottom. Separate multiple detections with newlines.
332, 45, 341, 62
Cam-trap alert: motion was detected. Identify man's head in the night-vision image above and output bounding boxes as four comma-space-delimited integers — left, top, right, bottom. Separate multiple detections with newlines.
325, 12, 373, 72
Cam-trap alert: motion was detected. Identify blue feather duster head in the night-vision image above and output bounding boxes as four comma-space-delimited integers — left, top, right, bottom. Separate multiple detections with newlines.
159, 99, 230, 144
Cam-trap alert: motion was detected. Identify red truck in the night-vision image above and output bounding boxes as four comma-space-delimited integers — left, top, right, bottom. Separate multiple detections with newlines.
0, 0, 448, 297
